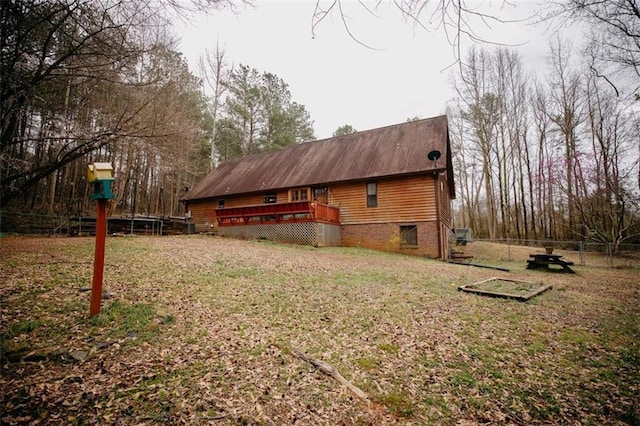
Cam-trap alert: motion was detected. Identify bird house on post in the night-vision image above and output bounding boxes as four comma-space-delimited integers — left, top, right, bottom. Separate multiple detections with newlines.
87, 162, 115, 201
87, 162, 115, 317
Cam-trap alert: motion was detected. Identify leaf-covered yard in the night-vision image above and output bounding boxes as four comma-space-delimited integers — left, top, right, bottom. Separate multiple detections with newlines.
1, 236, 638, 424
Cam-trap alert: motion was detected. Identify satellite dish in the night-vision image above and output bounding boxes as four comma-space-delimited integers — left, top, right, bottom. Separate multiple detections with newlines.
427, 150, 441, 161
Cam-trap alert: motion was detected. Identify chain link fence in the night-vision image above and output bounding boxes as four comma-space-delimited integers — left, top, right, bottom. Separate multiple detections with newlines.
475, 238, 640, 268
0, 211, 189, 237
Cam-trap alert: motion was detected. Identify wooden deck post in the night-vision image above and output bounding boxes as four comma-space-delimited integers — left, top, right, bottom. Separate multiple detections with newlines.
90, 199, 107, 316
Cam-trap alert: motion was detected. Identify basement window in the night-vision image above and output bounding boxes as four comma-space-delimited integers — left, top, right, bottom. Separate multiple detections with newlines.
400, 225, 418, 247
366, 182, 377, 207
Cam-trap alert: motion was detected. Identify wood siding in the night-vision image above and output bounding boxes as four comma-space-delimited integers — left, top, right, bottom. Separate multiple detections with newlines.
438, 173, 453, 227
188, 177, 438, 229
186, 190, 291, 233
329, 175, 437, 225
218, 190, 289, 207
186, 174, 450, 258
187, 199, 217, 233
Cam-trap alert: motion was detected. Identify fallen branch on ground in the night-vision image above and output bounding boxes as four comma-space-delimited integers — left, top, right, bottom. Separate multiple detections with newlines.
291, 349, 367, 400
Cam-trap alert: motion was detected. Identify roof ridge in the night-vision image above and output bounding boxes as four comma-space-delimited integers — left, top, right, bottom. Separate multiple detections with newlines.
215, 114, 448, 165
313, 114, 448, 143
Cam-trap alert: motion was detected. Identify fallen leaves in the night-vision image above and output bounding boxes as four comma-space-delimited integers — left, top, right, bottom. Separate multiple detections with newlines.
1, 236, 639, 424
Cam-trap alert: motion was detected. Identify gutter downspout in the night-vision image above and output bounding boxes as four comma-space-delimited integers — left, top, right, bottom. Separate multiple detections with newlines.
434, 171, 442, 260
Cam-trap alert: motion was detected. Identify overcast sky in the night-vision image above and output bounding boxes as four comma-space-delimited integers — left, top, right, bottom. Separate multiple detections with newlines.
175, 0, 571, 139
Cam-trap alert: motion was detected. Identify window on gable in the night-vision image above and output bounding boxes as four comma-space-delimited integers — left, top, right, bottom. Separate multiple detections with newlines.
289, 188, 309, 202
366, 182, 377, 207
400, 225, 418, 247
264, 193, 277, 204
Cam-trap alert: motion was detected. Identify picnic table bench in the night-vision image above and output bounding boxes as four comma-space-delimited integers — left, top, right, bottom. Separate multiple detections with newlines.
526, 253, 575, 273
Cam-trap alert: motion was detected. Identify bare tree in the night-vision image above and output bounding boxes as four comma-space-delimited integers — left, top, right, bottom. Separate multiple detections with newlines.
311, 0, 517, 60
546, 0, 640, 97
1, 0, 143, 206
0, 0, 244, 209
576, 62, 640, 248
199, 42, 229, 170
448, 102, 484, 233
531, 79, 554, 239
493, 48, 531, 240
455, 47, 502, 239
545, 38, 584, 238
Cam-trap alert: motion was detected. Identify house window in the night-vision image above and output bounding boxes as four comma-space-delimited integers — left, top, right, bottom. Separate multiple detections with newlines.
366, 182, 377, 207
264, 193, 277, 204
400, 225, 418, 247
217, 199, 225, 209
289, 188, 309, 202
312, 186, 328, 202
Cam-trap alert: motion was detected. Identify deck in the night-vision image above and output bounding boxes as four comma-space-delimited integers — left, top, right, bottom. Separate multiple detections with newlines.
216, 202, 340, 226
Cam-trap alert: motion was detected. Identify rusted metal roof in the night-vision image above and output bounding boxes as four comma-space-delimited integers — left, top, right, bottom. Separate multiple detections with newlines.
184, 114, 454, 201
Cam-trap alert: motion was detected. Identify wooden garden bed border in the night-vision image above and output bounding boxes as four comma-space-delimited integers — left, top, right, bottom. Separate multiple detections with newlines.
458, 277, 552, 302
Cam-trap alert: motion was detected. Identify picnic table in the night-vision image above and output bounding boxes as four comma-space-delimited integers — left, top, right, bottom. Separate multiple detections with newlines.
526, 253, 575, 273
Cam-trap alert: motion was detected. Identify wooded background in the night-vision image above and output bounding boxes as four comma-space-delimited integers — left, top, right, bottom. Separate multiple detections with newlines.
1, 0, 638, 247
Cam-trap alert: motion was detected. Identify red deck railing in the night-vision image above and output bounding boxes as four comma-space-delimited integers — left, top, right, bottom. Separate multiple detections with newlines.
215, 201, 340, 227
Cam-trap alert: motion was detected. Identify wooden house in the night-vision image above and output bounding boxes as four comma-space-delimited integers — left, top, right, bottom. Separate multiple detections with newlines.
182, 114, 455, 259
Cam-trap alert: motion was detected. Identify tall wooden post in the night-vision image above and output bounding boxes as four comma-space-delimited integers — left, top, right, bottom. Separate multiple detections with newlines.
90, 199, 107, 316
87, 162, 115, 317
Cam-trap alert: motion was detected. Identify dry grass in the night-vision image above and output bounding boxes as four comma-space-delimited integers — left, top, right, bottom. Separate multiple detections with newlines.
1, 236, 638, 425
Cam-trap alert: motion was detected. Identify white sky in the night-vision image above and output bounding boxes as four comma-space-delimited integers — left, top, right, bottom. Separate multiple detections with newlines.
175, 0, 570, 139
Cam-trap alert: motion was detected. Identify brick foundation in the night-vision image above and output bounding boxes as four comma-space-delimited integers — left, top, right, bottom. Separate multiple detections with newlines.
340, 222, 440, 258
